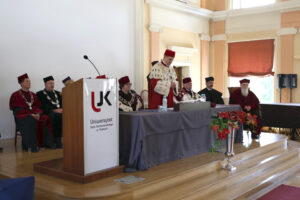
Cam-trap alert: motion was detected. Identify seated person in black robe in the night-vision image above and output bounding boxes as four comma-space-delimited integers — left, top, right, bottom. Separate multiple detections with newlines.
118, 76, 144, 112
37, 76, 63, 148
198, 77, 224, 105
9, 73, 55, 152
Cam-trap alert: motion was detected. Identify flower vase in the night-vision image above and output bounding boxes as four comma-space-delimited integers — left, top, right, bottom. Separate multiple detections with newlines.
223, 126, 237, 171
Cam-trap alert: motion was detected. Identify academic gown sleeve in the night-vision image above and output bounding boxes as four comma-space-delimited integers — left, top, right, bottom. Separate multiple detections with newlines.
247, 92, 260, 111
149, 79, 174, 109
230, 90, 259, 111
214, 90, 224, 105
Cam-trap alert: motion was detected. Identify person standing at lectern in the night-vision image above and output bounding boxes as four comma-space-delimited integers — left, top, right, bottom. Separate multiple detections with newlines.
9, 73, 55, 152
118, 76, 144, 112
148, 49, 179, 109
37, 76, 63, 148
198, 77, 224, 105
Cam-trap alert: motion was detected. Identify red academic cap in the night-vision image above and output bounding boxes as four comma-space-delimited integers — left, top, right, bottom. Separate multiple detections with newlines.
18, 73, 29, 84
240, 79, 250, 84
164, 49, 176, 58
96, 75, 107, 79
118, 76, 130, 85
183, 77, 192, 84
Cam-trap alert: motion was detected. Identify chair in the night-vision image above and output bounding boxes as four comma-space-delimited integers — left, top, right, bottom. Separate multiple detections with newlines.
15, 127, 22, 147
228, 87, 240, 97
13, 115, 22, 147
140, 90, 148, 109
13, 114, 44, 148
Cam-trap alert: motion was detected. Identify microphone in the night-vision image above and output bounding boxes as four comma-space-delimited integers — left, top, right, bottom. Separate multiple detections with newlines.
83, 55, 100, 76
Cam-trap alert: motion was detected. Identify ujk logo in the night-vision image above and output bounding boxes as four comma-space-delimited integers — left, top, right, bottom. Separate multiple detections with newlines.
91, 91, 112, 112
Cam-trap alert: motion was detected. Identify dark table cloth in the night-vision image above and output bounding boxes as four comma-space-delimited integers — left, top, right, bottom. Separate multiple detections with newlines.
261, 103, 300, 128
119, 105, 241, 171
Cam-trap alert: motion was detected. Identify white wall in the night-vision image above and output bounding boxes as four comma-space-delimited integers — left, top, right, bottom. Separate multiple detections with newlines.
0, 0, 136, 139
226, 11, 280, 34
150, 6, 210, 34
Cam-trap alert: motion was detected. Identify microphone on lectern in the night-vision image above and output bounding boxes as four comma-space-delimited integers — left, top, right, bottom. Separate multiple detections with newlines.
83, 55, 100, 76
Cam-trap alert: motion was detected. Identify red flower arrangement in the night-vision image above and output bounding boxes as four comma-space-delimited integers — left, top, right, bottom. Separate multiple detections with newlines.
244, 113, 258, 133
210, 111, 258, 153
210, 111, 246, 153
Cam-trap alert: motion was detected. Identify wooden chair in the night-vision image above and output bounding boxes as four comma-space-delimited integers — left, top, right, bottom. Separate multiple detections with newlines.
228, 87, 240, 97
15, 127, 22, 147
140, 90, 148, 109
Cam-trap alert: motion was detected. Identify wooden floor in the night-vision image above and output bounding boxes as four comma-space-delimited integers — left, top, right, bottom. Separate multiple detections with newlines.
1, 133, 300, 200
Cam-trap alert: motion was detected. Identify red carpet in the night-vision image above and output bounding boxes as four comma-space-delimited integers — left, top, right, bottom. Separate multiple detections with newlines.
257, 184, 300, 200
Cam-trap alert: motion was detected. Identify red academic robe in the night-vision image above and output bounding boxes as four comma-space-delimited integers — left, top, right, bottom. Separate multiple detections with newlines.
9, 90, 54, 147
10, 90, 43, 119
229, 88, 261, 135
148, 60, 178, 109
149, 79, 174, 109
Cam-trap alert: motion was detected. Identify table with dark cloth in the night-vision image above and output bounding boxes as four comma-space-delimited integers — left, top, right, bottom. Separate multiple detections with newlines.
119, 104, 242, 171
261, 103, 300, 128
260, 103, 300, 139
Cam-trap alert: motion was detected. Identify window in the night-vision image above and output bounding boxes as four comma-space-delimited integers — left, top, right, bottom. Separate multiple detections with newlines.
228, 39, 275, 77
230, 0, 276, 9
228, 76, 274, 103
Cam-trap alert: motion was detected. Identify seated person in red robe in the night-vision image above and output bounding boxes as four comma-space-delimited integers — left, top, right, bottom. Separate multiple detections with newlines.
9, 73, 55, 152
178, 77, 201, 101
148, 49, 179, 109
118, 76, 144, 112
229, 79, 261, 139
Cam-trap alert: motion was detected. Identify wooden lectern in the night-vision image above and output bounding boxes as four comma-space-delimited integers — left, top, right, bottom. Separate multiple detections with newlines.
34, 78, 123, 183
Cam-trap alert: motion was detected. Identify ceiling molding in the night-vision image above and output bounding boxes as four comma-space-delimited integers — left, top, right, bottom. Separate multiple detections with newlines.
200, 34, 211, 41
147, 0, 210, 34
146, 0, 300, 35
277, 27, 297, 36
212, 34, 227, 41
146, 0, 213, 18
213, 0, 300, 21
147, 0, 300, 22
149, 24, 164, 32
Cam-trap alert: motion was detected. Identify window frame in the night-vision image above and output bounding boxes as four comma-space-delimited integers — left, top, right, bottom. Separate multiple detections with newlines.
229, 0, 276, 10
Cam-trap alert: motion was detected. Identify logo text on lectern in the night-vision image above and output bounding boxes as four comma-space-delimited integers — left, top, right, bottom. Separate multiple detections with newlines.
91, 91, 112, 112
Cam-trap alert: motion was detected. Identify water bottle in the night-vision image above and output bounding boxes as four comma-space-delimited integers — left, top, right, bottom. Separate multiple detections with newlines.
201, 94, 206, 102
162, 96, 168, 112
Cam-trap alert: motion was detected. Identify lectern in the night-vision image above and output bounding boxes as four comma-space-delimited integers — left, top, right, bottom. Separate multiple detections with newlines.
34, 78, 123, 183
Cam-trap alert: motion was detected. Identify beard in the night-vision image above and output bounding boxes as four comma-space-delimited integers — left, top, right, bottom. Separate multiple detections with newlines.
241, 88, 249, 97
